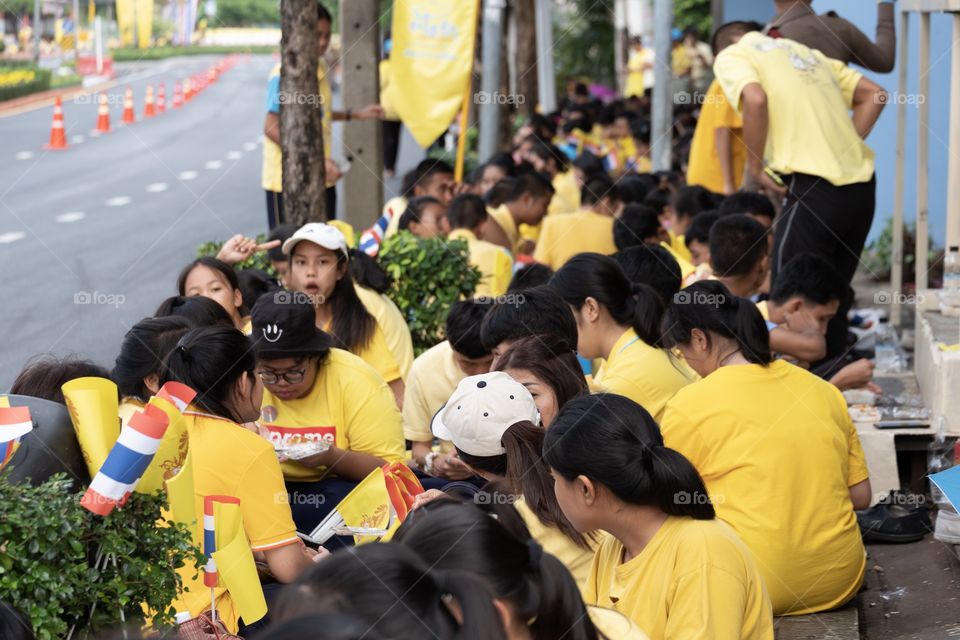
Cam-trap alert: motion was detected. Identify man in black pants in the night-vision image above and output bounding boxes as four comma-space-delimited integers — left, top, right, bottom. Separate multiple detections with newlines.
713, 21, 887, 371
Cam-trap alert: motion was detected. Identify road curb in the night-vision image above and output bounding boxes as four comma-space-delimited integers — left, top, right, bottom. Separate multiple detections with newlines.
0, 80, 118, 118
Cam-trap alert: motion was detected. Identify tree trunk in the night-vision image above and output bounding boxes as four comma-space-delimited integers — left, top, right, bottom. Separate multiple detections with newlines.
281, 0, 326, 225
513, 0, 538, 117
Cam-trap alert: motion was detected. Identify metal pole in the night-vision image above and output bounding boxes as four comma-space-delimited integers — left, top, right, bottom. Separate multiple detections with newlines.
650, 0, 673, 171
95, 15, 103, 73
33, 0, 41, 65
614, 0, 626, 96
917, 12, 930, 291
946, 13, 960, 251
534, 0, 556, 113
892, 10, 908, 327
478, 0, 505, 164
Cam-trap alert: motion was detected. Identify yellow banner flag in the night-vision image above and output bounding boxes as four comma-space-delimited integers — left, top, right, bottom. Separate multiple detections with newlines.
388, 0, 480, 148
116, 0, 154, 48
137, 395, 190, 494
62, 377, 120, 479
165, 450, 197, 530
212, 501, 268, 624
337, 467, 392, 545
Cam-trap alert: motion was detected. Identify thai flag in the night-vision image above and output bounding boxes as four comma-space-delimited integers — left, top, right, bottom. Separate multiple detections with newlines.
0, 406, 32, 471
156, 381, 195, 412
203, 495, 241, 587
358, 212, 392, 257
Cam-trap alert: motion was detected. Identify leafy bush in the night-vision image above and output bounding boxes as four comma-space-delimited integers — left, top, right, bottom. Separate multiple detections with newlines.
0, 66, 51, 102
197, 236, 276, 274
379, 232, 481, 354
111, 45, 277, 61
862, 217, 943, 285
0, 472, 202, 639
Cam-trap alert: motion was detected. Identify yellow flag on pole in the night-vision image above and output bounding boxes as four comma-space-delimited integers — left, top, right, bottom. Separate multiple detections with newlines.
212, 501, 268, 624
388, 0, 480, 147
61, 377, 120, 479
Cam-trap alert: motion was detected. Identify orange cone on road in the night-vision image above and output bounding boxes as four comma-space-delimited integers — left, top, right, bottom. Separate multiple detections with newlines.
45, 96, 68, 150
122, 87, 135, 124
172, 81, 183, 108
156, 83, 166, 113
183, 78, 192, 102
144, 84, 156, 118
208, 67, 216, 85
95, 92, 111, 133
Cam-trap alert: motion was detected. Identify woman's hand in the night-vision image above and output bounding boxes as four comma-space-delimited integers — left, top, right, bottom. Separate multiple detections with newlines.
216, 234, 280, 265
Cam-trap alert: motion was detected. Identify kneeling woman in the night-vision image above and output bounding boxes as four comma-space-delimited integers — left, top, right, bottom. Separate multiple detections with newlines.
544, 393, 773, 639
161, 325, 320, 632
250, 294, 405, 536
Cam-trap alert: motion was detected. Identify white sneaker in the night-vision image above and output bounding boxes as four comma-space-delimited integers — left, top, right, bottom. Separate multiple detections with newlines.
934, 508, 960, 544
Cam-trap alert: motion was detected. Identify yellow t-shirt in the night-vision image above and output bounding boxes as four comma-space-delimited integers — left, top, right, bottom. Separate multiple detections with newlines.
323, 316, 402, 384
260, 348, 405, 482
586, 517, 773, 639
119, 397, 189, 494
714, 32, 874, 187
659, 359, 869, 615
175, 409, 299, 632
686, 79, 746, 194
515, 497, 595, 591
592, 328, 694, 422
261, 61, 334, 193
448, 228, 513, 297
488, 204, 521, 254
550, 171, 580, 215
379, 58, 399, 121
661, 241, 697, 280
532, 210, 617, 271
756, 299, 770, 321
402, 340, 464, 453
355, 284, 414, 380
625, 48, 654, 96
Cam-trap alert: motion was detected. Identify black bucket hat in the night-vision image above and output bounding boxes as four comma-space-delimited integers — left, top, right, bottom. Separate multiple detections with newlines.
250, 291, 334, 359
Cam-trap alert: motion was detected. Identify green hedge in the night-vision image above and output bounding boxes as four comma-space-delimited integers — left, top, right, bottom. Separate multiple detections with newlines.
0, 67, 52, 102
111, 44, 276, 61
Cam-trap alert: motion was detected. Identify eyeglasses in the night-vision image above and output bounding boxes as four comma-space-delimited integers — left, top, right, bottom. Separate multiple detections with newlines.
257, 368, 306, 384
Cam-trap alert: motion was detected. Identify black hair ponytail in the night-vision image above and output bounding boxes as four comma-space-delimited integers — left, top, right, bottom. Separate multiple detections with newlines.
348, 249, 392, 294
159, 326, 256, 423
550, 253, 664, 347
327, 251, 377, 352
394, 500, 599, 640
276, 543, 507, 640
662, 280, 771, 365
113, 316, 191, 400
544, 393, 716, 520
457, 421, 592, 549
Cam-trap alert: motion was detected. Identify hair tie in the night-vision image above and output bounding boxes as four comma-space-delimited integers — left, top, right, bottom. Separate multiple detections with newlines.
526, 538, 543, 568
175, 336, 192, 360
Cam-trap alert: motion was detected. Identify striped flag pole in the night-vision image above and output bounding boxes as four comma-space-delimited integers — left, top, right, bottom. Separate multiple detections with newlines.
203, 494, 241, 623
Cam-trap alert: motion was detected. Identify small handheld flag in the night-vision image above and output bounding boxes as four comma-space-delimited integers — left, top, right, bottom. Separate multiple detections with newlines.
203, 495, 240, 587
358, 211, 392, 257
0, 405, 32, 471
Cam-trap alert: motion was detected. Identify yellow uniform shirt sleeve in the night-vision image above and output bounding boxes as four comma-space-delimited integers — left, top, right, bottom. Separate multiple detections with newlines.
828, 57, 863, 108
401, 368, 434, 443
240, 448, 299, 550
532, 218, 554, 268
356, 325, 403, 383
714, 43, 762, 112
664, 566, 758, 639
342, 369, 406, 463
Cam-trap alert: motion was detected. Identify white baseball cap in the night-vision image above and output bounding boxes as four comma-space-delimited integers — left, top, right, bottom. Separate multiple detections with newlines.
431, 372, 540, 457
282, 222, 349, 258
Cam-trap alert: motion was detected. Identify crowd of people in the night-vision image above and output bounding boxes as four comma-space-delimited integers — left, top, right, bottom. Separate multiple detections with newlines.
1, 1, 903, 638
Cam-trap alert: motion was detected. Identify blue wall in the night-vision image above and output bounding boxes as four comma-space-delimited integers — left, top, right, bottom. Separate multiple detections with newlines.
722, 1, 952, 246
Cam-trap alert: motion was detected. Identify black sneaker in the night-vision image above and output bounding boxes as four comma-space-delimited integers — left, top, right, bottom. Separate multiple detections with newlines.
857, 491, 932, 543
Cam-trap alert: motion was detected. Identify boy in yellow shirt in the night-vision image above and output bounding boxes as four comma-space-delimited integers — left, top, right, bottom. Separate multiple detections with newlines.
533, 175, 620, 270
686, 79, 746, 195
447, 194, 514, 297
484, 171, 554, 255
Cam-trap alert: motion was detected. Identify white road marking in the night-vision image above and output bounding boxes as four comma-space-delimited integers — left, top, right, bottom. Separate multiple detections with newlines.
226, 151, 243, 160
178, 171, 198, 181
243, 142, 257, 151
106, 196, 131, 207
0, 232, 26, 244
56, 212, 86, 223
15, 151, 34, 160
146, 182, 168, 193
204, 160, 222, 170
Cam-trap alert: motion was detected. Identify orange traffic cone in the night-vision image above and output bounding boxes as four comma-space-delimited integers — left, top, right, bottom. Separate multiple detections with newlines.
45, 96, 68, 150
144, 84, 156, 118
122, 87, 135, 124
183, 78, 192, 102
95, 92, 111, 133
156, 83, 166, 113
172, 81, 183, 108
207, 67, 216, 85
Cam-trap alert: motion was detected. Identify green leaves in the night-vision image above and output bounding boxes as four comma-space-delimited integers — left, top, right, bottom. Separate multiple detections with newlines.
197, 235, 277, 274
379, 232, 482, 355
0, 471, 203, 639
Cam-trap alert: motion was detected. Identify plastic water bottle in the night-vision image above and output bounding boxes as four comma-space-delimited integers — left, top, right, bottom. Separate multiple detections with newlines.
874, 320, 899, 371
939, 245, 960, 312
928, 416, 956, 513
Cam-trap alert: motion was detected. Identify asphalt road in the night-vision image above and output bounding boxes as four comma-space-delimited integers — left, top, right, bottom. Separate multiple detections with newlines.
0, 54, 417, 390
